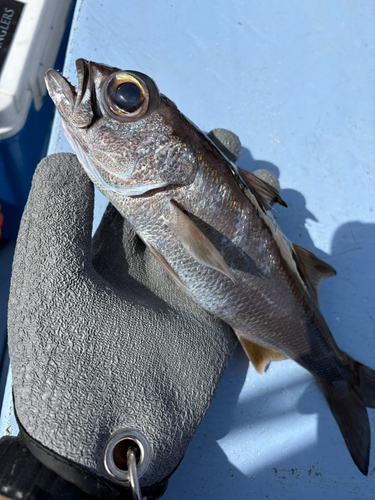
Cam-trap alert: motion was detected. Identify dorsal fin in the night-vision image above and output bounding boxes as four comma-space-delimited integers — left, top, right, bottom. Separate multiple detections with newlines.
237, 335, 285, 374
237, 167, 287, 211
292, 243, 336, 304
168, 200, 236, 283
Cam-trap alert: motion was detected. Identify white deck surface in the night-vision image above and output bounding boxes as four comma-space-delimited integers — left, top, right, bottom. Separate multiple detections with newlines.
2, 0, 375, 498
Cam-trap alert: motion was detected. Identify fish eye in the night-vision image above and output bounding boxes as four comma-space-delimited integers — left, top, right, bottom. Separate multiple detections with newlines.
114, 82, 143, 111
102, 71, 160, 121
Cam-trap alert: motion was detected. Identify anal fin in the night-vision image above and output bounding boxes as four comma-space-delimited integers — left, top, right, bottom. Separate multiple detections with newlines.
238, 336, 286, 374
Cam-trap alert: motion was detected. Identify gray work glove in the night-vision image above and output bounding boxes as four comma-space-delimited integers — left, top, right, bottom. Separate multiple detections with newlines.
7, 153, 237, 499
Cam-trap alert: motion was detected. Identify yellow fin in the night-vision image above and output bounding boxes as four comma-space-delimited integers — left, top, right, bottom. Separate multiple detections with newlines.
238, 336, 285, 374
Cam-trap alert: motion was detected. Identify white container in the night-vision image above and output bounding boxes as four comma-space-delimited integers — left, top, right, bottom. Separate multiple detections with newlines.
0, 0, 72, 240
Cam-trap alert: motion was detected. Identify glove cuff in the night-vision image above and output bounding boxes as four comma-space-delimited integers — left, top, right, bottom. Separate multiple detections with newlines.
15, 403, 168, 500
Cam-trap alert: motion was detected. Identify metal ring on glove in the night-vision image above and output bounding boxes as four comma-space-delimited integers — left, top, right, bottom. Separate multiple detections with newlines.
104, 428, 151, 484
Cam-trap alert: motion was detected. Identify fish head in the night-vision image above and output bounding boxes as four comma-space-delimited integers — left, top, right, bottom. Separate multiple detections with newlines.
45, 59, 198, 197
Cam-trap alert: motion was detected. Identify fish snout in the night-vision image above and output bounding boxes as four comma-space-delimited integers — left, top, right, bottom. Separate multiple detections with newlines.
45, 68, 76, 120
44, 59, 95, 128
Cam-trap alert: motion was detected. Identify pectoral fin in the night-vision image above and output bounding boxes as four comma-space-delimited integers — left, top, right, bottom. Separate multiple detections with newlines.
238, 336, 286, 374
146, 242, 189, 291
237, 167, 287, 211
292, 243, 336, 304
168, 200, 236, 283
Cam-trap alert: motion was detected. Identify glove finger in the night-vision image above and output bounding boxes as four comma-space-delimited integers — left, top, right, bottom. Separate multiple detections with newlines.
12, 153, 94, 276
8, 152, 95, 359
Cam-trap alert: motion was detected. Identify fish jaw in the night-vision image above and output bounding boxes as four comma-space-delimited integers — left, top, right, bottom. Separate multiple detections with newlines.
45, 67, 76, 122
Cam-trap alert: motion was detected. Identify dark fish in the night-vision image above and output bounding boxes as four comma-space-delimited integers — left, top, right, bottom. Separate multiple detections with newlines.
45, 59, 375, 475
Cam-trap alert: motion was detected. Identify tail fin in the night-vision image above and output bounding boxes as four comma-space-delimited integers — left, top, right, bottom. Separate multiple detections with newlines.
317, 357, 375, 475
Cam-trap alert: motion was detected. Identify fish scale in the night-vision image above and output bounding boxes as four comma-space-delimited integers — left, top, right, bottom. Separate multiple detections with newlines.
110, 150, 332, 368
45, 58, 375, 476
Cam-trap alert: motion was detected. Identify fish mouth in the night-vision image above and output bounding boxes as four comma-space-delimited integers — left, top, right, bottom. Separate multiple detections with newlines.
45, 59, 92, 122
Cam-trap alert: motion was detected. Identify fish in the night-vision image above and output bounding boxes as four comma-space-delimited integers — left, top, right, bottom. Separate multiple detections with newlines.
45, 59, 375, 475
